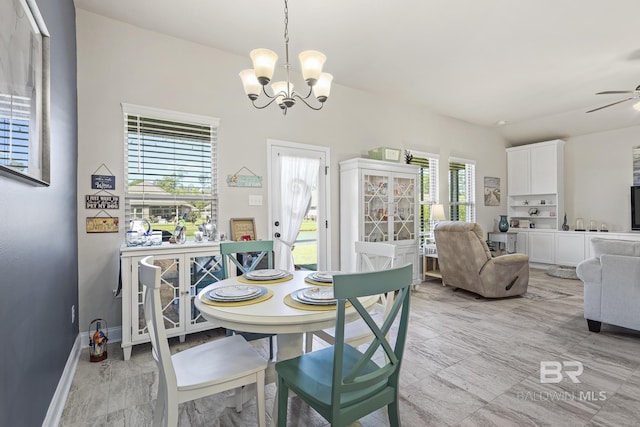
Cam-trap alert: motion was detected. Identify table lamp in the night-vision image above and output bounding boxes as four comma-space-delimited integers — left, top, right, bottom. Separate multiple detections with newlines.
431, 204, 446, 222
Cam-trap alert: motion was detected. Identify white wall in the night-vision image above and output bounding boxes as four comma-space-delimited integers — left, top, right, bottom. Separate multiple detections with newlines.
564, 125, 640, 232
76, 10, 509, 327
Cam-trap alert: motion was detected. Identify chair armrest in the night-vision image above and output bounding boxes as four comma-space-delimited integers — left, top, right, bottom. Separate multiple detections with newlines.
478, 254, 529, 297
576, 258, 602, 285
599, 254, 640, 329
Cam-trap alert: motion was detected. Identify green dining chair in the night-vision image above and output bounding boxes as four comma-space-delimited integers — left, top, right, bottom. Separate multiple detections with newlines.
275, 264, 413, 427
220, 240, 275, 360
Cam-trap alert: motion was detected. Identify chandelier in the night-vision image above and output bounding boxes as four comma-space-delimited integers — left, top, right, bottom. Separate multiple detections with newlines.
239, 0, 333, 115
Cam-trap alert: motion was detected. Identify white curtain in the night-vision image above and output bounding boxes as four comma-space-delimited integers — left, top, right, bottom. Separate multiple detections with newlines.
275, 155, 319, 271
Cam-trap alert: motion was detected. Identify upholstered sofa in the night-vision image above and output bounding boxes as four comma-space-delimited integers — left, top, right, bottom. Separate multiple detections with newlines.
434, 221, 529, 298
576, 238, 640, 333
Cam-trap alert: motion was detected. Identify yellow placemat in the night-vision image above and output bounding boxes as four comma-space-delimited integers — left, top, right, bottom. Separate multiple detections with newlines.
237, 274, 294, 285
304, 276, 333, 287
200, 289, 274, 307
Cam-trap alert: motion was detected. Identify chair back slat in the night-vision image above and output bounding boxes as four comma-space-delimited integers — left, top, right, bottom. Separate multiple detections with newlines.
355, 241, 396, 273
220, 240, 274, 278
331, 264, 412, 400
139, 256, 178, 394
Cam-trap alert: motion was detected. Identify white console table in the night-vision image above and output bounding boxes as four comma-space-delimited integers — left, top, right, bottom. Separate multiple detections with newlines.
120, 241, 223, 360
488, 231, 518, 254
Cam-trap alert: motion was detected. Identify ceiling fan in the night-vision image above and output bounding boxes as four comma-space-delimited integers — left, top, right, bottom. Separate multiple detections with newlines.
586, 84, 640, 113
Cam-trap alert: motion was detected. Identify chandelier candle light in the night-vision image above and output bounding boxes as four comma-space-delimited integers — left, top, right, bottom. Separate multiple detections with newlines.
239, 0, 333, 114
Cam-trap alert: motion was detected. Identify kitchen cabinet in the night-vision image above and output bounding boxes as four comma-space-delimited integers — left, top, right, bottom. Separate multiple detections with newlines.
507, 140, 564, 231
555, 232, 585, 266
120, 242, 223, 360
528, 232, 555, 264
340, 158, 421, 284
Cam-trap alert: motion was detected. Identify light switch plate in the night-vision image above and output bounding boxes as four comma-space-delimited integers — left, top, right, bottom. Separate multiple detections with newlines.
249, 195, 263, 206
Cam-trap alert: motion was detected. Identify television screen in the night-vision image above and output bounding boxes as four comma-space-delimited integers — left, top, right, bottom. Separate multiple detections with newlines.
632, 186, 640, 230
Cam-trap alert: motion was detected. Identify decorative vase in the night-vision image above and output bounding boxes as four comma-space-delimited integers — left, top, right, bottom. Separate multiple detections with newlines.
498, 215, 509, 232
562, 213, 570, 231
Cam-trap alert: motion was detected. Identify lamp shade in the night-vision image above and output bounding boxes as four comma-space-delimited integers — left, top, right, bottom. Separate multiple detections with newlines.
634, 101, 640, 111
239, 69, 261, 99
431, 204, 446, 221
299, 50, 326, 84
313, 73, 333, 102
250, 49, 278, 85
271, 81, 293, 105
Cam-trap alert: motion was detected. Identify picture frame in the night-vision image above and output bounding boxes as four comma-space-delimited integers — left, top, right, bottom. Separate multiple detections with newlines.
230, 217, 257, 241
483, 176, 501, 206
0, 0, 51, 186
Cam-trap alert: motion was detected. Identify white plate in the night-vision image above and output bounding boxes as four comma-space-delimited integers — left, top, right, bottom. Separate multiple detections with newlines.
291, 288, 336, 306
302, 287, 335, 301
244, 269, 287, 280
214, 285, 260, 298
314, 271, 341, 280
206, 286, 267, 302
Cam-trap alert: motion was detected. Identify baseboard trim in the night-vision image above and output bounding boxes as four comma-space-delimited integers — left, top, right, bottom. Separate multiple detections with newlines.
42, 334, 81, 427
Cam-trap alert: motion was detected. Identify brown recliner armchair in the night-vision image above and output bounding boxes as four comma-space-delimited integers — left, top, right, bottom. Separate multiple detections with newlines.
434, 221, 529, 298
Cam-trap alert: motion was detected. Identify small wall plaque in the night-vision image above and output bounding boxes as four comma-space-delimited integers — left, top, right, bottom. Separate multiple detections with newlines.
86, 216, 119, 233
91, 174, 116, 190
85, 194, 120, 209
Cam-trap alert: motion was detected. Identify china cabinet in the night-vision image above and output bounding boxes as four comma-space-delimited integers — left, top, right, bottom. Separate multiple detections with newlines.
120, 242, 223, 360
339, 158, 420, 284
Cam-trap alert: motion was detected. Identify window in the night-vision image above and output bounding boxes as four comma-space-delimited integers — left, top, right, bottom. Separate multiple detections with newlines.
448, 157, 476, 222
0, 0, 50, 186
407, 151, 439, 244
123, 104, 219, 232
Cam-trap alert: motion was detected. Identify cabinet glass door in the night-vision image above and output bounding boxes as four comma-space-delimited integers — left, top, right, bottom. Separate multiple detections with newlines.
393, 175, 416, 241
188, 254, 223, 328
363, 172, 389, 242
135, 255, 181, 339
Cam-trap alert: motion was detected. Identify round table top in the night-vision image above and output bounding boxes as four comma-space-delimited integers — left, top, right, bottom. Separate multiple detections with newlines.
195, 270, 378, 334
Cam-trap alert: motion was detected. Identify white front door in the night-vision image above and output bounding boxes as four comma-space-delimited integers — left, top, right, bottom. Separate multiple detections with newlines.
268, 140, 330, 271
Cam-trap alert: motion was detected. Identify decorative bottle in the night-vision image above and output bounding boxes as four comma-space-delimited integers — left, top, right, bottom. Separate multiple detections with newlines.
498, 215, 509, 232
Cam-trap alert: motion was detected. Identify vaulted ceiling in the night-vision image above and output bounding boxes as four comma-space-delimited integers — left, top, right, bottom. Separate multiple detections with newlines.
75, 0, 640, 144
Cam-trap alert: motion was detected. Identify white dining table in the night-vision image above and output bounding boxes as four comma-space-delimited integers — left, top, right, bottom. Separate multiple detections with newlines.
194, 270, 379, 425
194, 270, 378, 377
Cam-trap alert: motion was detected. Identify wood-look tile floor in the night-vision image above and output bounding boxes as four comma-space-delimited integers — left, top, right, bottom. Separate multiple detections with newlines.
61, 268, 640, 426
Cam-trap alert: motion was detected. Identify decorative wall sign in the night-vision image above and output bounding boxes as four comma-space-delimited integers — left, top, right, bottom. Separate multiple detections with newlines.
484, 176, 501, 206
86, 216, 119, 233
85, 194, 120, 209
227, 166, 263, 188
91, 174, 116, 190
230, 217, 256, 241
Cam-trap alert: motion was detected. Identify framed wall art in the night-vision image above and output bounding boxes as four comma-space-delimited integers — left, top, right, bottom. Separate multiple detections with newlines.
0, 0, 51, 186
230, 217, 256, 241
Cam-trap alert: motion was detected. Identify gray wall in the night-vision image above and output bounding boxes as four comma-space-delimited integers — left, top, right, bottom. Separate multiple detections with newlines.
0, 0, 78, 425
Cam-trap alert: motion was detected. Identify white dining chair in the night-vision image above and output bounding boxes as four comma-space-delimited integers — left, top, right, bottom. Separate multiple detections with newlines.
139, 256, 268, 427
305, 241, 397, 352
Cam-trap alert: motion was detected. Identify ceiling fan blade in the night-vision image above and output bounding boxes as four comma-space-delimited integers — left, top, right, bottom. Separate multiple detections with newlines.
596, 90, 635, 95
586, 97, 635, 113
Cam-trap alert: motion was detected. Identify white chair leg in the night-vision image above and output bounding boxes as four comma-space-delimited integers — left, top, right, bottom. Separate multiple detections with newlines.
235, 386, 243, 412
304, 332, 313, 353
256, 370, 266, 427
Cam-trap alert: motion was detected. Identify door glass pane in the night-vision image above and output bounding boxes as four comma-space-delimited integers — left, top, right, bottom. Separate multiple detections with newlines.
393, 176, 415, 241
136, 257, 180, 334
364, 173, 389, 242
189, 255, 223, 325
292, 187, 318, 270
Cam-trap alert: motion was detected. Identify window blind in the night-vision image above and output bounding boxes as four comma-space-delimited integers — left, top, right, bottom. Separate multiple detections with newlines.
409, 152, 439, 243
0, 94, 31, 174
449, 158, 475, 222
123, 106, 219, 226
